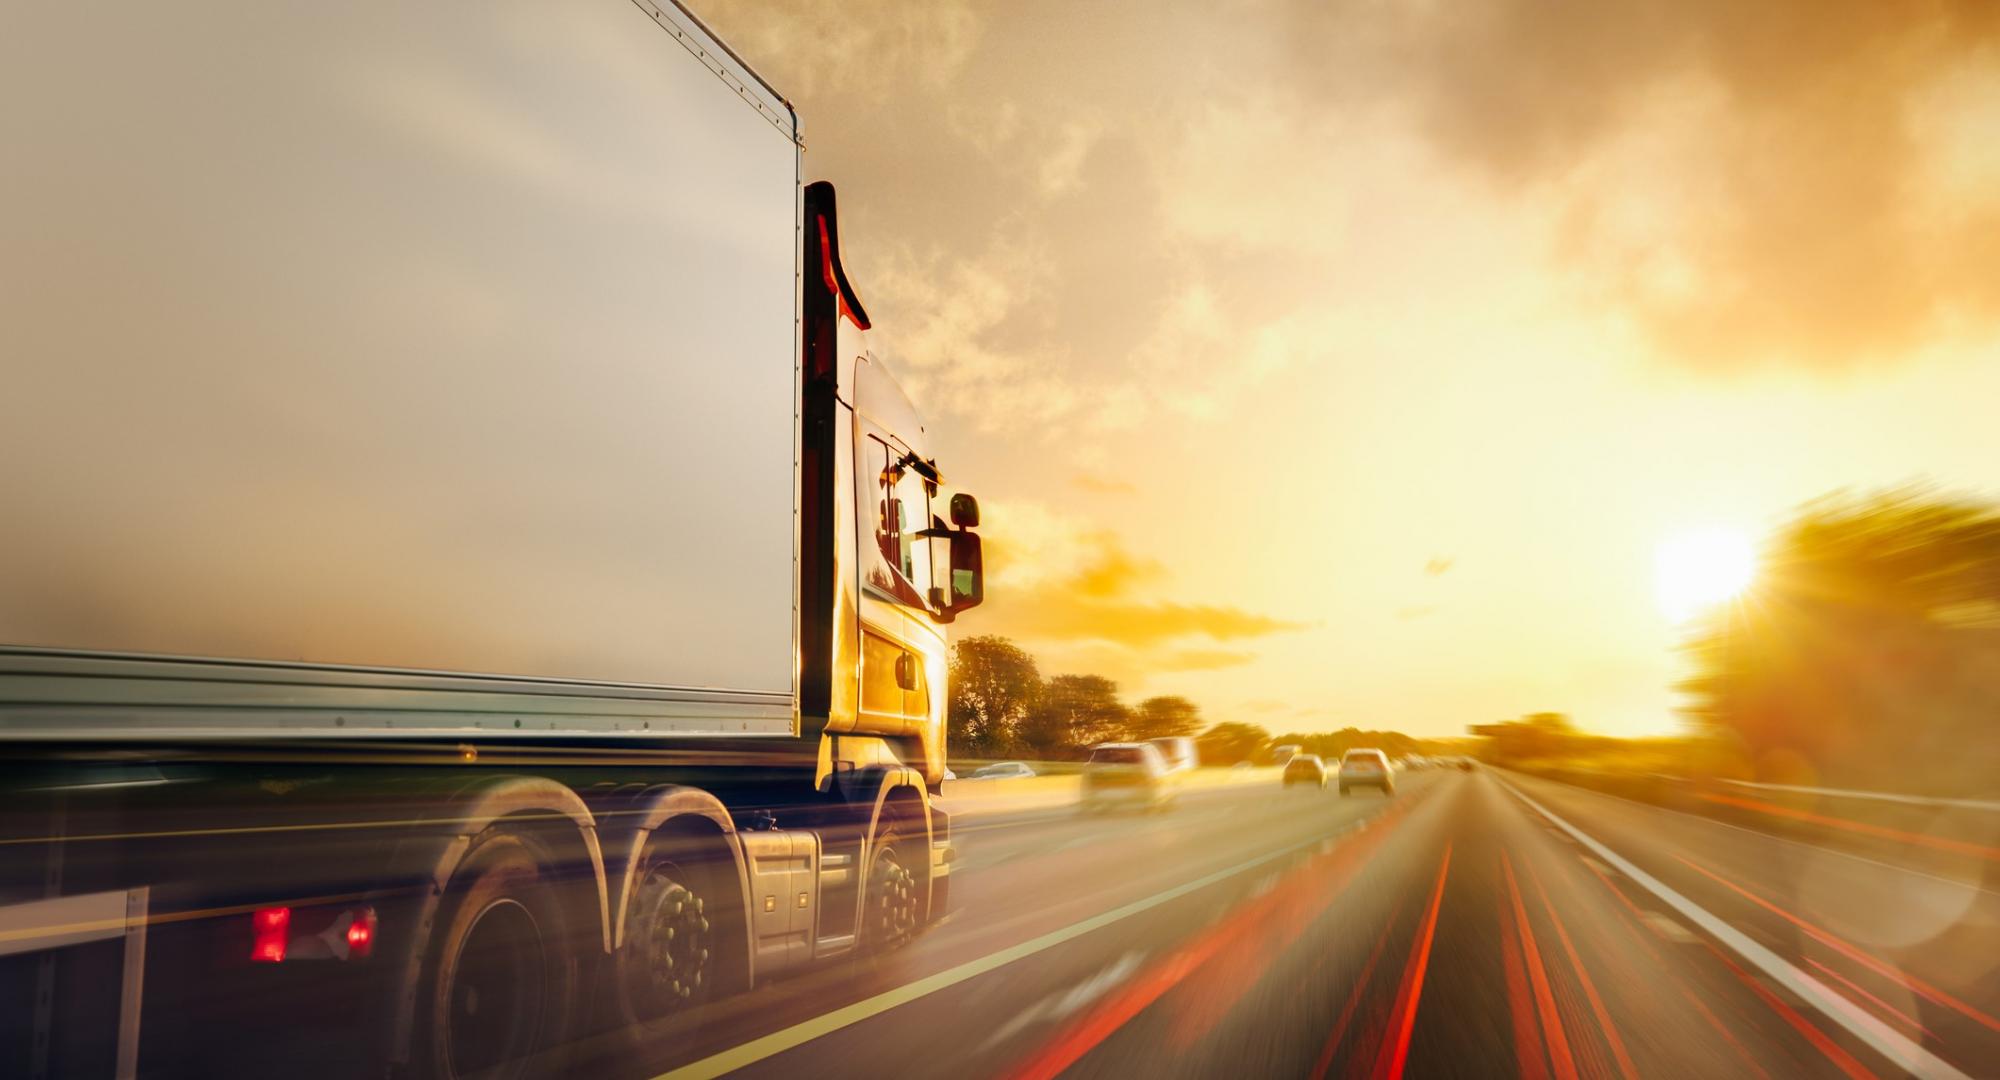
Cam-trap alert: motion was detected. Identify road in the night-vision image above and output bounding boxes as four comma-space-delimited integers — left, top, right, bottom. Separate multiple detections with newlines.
602, 768, 1999, 1079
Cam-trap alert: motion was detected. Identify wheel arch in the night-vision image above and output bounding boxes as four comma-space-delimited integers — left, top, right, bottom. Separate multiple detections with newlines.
858, 766, 933, 924
607, 784, 756, 990
378, 774, 611, 1069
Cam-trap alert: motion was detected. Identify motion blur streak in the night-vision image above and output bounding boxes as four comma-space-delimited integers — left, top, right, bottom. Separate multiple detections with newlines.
1671, 852, 2000, 1035
1370, 844, 1452, 1080
1693, 792, 2000, 862
1309, 920, 1397, 1080
1807, 957, 1937, 1040
1679, 986, 1774, 1080
1005, 793, 1417, 1080
1709, 944, 1880, 1080
1525, 863, 1639, 1080
1496, 892, 1548, 1080
1501, 853, 1578, 1080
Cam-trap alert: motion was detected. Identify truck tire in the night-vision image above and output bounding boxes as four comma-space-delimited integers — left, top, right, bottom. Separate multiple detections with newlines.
614, 844, 724, 1035
415, 832, 580, 1080
862, 823, 921, 952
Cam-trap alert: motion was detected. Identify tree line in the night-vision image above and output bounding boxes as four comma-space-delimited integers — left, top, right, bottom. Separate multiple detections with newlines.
948, 636, 1438, 765
947, 637, 1205, 759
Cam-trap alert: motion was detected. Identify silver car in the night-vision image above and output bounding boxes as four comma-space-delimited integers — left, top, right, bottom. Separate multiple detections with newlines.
1082, 743, 1175, 813
1338, 748, 1396, 796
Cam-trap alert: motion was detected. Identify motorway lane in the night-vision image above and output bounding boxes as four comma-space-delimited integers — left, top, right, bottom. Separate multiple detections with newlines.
605, 774, 1423, 1077
627, 769, 1998, 1079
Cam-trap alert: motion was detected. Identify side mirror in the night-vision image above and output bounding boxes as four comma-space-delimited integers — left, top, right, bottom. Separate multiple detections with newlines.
950, 493, 979, 528
925, 529, 984, 622
947, 529, 983, 612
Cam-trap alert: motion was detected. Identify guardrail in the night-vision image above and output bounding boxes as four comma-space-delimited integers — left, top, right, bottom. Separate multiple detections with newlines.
1713, 777, 2000, 813
1508, 764, 2000, 870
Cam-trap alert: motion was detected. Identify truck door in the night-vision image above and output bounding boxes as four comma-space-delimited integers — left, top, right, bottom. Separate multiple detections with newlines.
856, 433, 933, 735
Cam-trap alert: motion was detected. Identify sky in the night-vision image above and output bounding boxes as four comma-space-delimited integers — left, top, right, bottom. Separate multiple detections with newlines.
695, 0, 2000, 738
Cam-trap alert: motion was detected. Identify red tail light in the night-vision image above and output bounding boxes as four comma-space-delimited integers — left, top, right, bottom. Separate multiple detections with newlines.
344, 907, 377, 959
250, 906, 291, 963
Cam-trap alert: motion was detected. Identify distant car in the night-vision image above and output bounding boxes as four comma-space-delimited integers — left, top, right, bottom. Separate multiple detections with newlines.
1082, 742, 1175, 813
1457, 757, 1475, 772
1339, 748, 1395, 796
1282, 753, 1328, 790
1271, 743, 1303, 766
971, 761, 1036, 780
1147, 736, 1199, 774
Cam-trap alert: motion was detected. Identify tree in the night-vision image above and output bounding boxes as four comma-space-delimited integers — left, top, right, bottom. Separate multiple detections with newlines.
1469, 713, 1577, 764
1128, 696, 1202, 741
1196, 721, 1269, 765
1678, 487, 2000, 792
1022, 674, 1129, 756
947, 636, 1042, 756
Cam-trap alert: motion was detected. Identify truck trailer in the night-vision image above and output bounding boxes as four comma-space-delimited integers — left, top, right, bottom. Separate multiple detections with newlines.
0, 2, 982, 1075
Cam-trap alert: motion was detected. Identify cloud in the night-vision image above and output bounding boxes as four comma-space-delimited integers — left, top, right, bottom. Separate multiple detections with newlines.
1071, 472, 1136, 495
1277, 0, 2000, 370
1159, 648, 1259, 672
958, 501, 1305, 686
693, 0, 979, 101
1037, 117, 1105, 198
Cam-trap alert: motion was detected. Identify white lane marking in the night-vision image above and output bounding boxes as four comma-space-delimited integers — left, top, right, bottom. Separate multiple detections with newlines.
1501, 768, 2000, 899
1499, 778, 1971, 1080
652, 821, 1359, 1080
975, 950, 1148, 1052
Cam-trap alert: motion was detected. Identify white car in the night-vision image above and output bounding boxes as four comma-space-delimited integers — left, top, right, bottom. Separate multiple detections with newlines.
1339, 748, 1396, 796
1146, 736, 1199, 774
1082, 743, 1175, 813
971, 761, 1036, 780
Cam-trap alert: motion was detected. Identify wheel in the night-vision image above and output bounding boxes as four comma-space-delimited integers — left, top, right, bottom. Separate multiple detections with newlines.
1382, 783, 1396, 796
1339, 785, 1349, 796
863, 823, 921, 952
613, 842, 725, 1039
416, 832, 579, 1080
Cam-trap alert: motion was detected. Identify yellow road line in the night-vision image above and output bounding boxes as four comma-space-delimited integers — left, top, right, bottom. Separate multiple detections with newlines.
655, 823, 1356, 1079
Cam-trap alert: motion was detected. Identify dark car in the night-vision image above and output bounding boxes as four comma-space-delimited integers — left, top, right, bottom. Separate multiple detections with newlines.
1282, 753, 1329, 790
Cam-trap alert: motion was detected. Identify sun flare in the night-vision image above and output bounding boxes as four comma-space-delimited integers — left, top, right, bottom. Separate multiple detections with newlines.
1655, 528, 1756, 622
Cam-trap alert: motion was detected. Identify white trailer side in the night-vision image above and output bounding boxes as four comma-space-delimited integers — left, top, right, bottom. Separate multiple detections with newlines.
0, 1, 802, 733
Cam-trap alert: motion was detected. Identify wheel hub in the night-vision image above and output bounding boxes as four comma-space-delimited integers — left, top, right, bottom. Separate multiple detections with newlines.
626, 870, 712, 1017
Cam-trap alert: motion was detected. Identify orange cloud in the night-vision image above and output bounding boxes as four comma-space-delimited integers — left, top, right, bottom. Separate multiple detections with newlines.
1158, 648, 1258, 672
1278, 0, 2000, 370
1071, 472, 1136, 495
961, 506, 1304, 687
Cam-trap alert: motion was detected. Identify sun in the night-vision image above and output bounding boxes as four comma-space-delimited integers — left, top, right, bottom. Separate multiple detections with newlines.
1654, 527, 1755, 622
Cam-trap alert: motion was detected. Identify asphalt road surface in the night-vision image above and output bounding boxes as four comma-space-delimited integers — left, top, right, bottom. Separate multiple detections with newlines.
607, 768, 1999, 1079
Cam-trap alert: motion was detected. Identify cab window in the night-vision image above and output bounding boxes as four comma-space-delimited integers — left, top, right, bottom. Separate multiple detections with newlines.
865, 435, 931, 603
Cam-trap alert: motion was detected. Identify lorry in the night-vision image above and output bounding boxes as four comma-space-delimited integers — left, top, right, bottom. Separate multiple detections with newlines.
0, 2, 982, 1076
